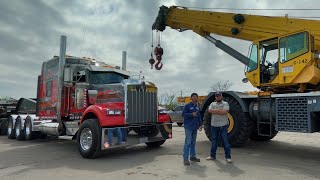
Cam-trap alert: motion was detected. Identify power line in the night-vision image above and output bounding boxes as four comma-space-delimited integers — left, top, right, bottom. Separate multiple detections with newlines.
177, 6, 320, 11
80, 0, 99, 55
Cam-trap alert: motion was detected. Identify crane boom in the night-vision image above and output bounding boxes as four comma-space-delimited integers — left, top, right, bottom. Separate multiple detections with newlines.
153, 5, 320, 43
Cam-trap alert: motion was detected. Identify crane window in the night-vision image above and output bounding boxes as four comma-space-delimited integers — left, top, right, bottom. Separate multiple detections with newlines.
280, 32, 309, 63
246, 44, 258, 72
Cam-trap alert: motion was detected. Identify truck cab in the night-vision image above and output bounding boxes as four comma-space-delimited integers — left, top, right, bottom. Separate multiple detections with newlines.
7, 36, 172, 159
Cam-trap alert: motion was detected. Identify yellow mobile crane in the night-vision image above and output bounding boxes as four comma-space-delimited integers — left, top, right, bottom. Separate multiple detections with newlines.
152, 5, 320, 146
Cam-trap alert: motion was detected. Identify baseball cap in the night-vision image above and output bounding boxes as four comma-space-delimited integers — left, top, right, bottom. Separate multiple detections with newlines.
191, 92, 198, 97
215, 92, 222, 96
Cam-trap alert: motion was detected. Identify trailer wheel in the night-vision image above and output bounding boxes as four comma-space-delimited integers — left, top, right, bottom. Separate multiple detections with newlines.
24, 118, 34, 140
15, 118, 25, 141
7, 117, 15, 139
177, 122, 183, 126
0, 118, 8, 135
146, 140, 166, 148
203, 95, 253, 147
77, 119, 101, 159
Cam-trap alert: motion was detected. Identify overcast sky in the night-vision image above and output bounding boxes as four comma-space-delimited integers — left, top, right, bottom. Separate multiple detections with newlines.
0, 0, 319, 99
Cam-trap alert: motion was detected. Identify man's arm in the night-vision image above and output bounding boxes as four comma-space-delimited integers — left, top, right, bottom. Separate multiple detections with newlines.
212, 109, 228, 115
209, 102, 229, 115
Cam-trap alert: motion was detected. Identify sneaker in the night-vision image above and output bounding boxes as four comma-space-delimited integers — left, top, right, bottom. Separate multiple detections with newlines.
226, 158, 232, 163
184, 159, 190, 166
206, 156, 216, 160
190, 157, 200, 162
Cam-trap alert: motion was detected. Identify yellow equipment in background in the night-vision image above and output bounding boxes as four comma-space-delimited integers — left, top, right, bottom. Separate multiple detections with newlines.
177, 96, 207, 105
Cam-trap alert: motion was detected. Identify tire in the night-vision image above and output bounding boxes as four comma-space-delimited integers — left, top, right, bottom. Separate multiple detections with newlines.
7, 117, 15, 139
0, 118, 8, 135
24, 118, 34, 140
203, 95, 254, 147
177, 122, 183, 126
146, 140, 166, 148
15, 118, 25, 141
77, 119, 101, 159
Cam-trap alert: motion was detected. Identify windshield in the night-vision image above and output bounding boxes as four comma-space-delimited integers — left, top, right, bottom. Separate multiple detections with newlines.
89, 71, 129, 84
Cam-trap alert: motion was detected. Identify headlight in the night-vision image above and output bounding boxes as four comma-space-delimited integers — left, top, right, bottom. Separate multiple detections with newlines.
159, 109, 167, 114
107, 109, 122, 115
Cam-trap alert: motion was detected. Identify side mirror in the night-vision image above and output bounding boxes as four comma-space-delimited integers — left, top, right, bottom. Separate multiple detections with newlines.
88, 90, 98, 105
242, 78, 249, 83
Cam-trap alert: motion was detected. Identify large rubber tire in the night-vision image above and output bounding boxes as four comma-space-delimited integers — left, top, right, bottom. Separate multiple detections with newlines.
24, 118, 34, 140
0, 118, 8, 135
77, 119, 101, 159
15, 118, 25, 141
203, 95, 254, 147
7, 117, 15, 139
177, 122, 183, 127
146, 140, 166, 148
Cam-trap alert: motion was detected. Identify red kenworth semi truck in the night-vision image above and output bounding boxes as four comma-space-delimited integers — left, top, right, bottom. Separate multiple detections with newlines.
6, 36, 172, 158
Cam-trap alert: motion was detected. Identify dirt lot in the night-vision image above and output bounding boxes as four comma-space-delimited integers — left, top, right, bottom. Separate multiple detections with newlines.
1, 125, 320, 180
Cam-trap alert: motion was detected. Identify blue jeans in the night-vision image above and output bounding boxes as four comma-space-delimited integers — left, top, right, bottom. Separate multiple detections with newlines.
210, 125, 231, 159
108, 128, 122, 145
183, 128, 197, 160
121, 128, 127, 142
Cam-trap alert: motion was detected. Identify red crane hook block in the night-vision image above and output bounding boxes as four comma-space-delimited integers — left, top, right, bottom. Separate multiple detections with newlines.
155, 60, 163, 70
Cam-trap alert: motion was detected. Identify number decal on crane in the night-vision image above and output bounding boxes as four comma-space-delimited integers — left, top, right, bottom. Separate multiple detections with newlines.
293, 59, 308, 65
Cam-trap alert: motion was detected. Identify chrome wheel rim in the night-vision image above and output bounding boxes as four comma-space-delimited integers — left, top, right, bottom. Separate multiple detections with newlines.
25, 123, 30, 136
15, 121, 20, 137
80, 128, 93, 151
7, 121, 12, 135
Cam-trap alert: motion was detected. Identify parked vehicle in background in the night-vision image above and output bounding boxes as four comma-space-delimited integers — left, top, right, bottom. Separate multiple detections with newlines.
0, 98, 18, 135
167, 105, 184, 126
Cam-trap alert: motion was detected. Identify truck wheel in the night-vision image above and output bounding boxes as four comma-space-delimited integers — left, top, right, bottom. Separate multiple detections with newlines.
77, 119, 101, 159
0, 118, 8, 135
177, 122, 183, 126
15, 118, 25, 141
7, 117, 15, 139
203, 95, 253, 147
24, 118, 34, 140
146, 140, 166, 148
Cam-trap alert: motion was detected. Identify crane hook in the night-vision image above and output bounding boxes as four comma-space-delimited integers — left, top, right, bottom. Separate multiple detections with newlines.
155, 60, 163, 70
149, 56, 155, 69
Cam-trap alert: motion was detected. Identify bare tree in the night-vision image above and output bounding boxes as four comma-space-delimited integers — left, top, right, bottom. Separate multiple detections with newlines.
158, 91, 179, 110
209, 80, 233, 92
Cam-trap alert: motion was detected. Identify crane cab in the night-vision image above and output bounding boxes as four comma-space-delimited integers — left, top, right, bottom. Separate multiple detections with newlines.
245, 30, 319, 92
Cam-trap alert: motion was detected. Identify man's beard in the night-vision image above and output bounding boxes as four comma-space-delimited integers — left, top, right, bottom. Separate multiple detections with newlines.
216, 99, 222, 102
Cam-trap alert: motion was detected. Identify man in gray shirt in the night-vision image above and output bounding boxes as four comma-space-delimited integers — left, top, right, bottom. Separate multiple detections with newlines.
206, 92, 232, 163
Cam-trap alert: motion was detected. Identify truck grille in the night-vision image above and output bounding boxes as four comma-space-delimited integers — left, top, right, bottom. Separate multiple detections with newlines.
126, 91, 158, 124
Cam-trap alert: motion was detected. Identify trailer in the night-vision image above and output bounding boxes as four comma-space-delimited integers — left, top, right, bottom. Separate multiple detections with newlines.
0, 98, 18, 135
